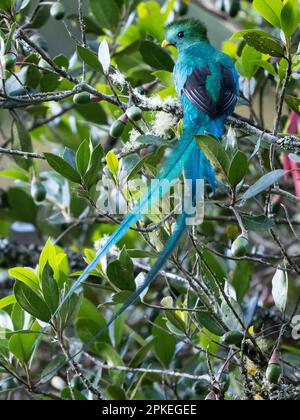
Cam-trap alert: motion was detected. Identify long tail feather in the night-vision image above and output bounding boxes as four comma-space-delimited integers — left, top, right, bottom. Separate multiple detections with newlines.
37, 212, 188, 383
86, 212, 187, 346
49, 133, 194, 322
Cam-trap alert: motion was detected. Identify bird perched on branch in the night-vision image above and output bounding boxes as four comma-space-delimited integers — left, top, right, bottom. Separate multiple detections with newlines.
50, 19, 239, 341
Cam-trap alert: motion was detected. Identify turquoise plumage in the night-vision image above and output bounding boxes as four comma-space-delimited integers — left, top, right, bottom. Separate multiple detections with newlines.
49, 19, 239, 343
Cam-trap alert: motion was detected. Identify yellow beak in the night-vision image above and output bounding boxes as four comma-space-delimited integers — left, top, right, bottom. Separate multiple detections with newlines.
161, 40, 169, 48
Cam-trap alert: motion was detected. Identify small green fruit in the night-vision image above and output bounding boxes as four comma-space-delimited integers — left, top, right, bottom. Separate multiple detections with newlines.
174, 0, 189, 16
231, 235, 249, 257
266, 363, 282, 385
2, 53, 16, 71
31, 182, 47, 202
73, 92, 91, 105
220, 372, 230, 392
126, 106, 143, 122
221, 331, 244, 347
50, 2, 66, 20
110, 119, 126, 139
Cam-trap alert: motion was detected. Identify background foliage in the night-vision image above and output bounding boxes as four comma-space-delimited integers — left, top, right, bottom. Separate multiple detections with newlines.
0, 0, 300, 401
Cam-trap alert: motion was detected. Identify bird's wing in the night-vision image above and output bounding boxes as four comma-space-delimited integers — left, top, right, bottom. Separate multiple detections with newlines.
182, 64, 238, 119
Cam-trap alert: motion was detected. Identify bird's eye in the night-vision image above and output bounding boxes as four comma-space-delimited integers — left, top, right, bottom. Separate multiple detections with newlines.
177, 31, 184, 38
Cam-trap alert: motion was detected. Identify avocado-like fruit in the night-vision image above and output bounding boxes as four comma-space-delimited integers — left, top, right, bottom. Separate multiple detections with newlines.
110, 119, 126, 139
221, 330, 244, 346
31, 182, 47, 202
266, 363, 282, 385
50, 2, 66, 20
29, 35, 48, 52
220, 372, 230, 392
73, 92, 91, 105
2, 53, 16, 71
174, 0, 189, 16
231, 235, 249, 257
126, 106, 143, 122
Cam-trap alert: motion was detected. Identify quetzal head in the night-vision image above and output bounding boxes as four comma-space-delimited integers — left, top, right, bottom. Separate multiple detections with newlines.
162, 19, 208, 51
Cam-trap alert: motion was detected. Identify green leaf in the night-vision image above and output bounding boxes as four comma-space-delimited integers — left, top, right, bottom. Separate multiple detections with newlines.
0, 0, 13, 11
90, 143, 105, 167
232, 261, 253, 303
7, 188, 37, 224
129, 339, 154, 368
11, 303, 25, 331
221, 299, 244, 332
126, 155, 150, 182
165, 310, 186, 334
94, 341, 125, 385
82, 143, 103, 184
41, 263, 59, 315
285, 95, 300, 115
196, 306, 226, 336
228, 151, 248, 187
44, 153, 81, 183
0, 295, 16, 310
240, 45, 261, 78
106, 151, 119, 176
106, 385, 127, 400
63, 148, 76, 169
196, 135, 230, 180
9, 321, 41, 363
40, 355, 66, 384
76, 298, 110, 346
281, 0, 299, 37
252, 59, 277, 77
38, 238, 57, 279
76, 102, 107, 125
272, 268, 289, 313
107, 249, 135, 291
152, 313, 176, 367
242, 215, 275, 232
253, 0, 282, 28
241, 170, 285, 202
76, 140, 91, 176
200, 328, 220, 354
232, 30, 285, 57
8, 267, 40, 290
0, 170, 29, 182
201, 249, 227, 300
140, 41, 174, 72
40, 74, 60, 92
137, 1, 166, 41
14, 282, 51, 322
77, 45, 102, 72
30, 3, 50, 28
89, 0, 121, 30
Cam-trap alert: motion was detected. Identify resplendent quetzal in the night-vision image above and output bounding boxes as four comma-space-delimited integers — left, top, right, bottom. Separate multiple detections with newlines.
50, 19, 239, 339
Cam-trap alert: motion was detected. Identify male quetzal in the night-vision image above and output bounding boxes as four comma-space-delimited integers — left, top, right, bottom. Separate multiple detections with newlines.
50, 19, 239, 337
